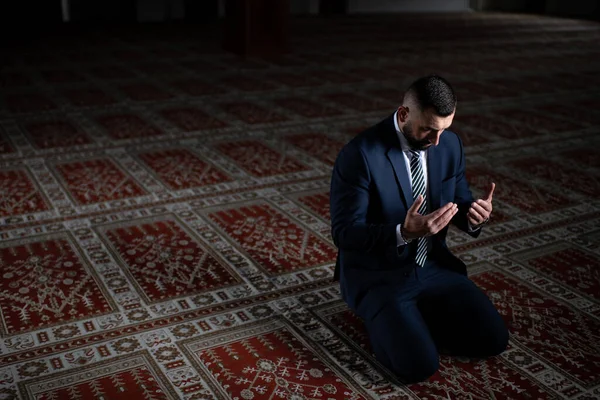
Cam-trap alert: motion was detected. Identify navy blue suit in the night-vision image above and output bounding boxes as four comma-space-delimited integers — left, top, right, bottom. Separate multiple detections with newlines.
330, 114, 508, 383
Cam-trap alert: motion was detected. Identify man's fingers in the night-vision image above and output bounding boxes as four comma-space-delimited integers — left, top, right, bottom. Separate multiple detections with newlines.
476, 199, 492, 212
408, 195, 424, 214
471, 202, 489, 219
467, 213, 479, 226
485, 182, 496, 201
429, 203, 457, 224
428, 204, 458, 234
433, 207, 458, 234
428, 202, 455, 219
467, 208, 486, 224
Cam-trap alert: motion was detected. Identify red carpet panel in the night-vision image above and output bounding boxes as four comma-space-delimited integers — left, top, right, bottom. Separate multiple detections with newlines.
1, 12, 600, 400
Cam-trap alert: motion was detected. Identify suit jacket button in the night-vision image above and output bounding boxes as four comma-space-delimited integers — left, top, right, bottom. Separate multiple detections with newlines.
403, 272, 410, 277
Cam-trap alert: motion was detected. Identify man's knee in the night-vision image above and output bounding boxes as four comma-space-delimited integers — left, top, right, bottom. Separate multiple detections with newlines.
489, 324, 509, 356
476, 323, 509, 358
388, 354, 439, 384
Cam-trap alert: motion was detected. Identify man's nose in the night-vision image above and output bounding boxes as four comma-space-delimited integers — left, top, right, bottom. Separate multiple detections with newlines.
430, 130, 443, 145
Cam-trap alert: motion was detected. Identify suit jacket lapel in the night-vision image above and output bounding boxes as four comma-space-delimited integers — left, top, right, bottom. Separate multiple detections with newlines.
427, 144, 442, 211
383, 114, 412, 210
386, 145, 412, 209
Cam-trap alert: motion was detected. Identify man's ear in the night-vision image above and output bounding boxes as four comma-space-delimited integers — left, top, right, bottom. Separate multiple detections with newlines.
397, 106, 409, 123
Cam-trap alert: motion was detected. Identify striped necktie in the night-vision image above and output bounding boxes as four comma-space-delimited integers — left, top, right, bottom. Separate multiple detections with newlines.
409, 150, 428, 267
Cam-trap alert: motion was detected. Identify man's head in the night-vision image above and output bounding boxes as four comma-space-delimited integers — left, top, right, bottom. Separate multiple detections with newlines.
397, 75, 456, 150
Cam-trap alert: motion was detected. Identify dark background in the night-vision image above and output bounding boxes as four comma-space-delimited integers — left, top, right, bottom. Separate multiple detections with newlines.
3, 0, 598, 29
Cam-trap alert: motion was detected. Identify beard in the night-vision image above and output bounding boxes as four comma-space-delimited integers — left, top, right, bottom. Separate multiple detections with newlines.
402, 124, 431, 150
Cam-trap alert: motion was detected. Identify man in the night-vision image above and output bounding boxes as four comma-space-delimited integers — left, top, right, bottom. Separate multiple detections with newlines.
329, 75, 508, 384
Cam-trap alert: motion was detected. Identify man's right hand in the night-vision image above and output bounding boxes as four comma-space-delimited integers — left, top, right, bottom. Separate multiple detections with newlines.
401, 195, 458, 240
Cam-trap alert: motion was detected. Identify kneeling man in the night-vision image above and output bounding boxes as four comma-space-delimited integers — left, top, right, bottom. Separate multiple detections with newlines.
330, 75, 509, 383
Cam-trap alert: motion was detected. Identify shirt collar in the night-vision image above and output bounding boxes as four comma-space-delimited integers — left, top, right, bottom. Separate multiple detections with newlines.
393, 110, 417, 154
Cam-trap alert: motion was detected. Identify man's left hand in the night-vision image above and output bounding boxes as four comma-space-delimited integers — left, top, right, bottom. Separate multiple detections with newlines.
468, 182, 495, 226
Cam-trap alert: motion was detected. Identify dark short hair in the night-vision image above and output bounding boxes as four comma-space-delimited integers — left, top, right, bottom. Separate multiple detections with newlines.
404, 75, 456, 117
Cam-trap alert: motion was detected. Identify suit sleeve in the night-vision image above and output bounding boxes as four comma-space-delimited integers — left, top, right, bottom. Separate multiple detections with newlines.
330, 142, 400, 256
451, 135, 482, 238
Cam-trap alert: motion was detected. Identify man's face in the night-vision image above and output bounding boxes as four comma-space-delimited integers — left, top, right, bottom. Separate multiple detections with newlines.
399, 106, 455, 150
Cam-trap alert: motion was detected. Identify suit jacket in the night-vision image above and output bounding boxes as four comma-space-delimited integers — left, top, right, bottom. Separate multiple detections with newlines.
329, 113, 481, 322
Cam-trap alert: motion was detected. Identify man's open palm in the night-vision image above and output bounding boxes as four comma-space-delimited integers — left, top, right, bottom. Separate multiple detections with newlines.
402, 196, 458, 240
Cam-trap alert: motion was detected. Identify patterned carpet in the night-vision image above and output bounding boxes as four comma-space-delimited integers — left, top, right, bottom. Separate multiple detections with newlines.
1, 11, 600, 400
